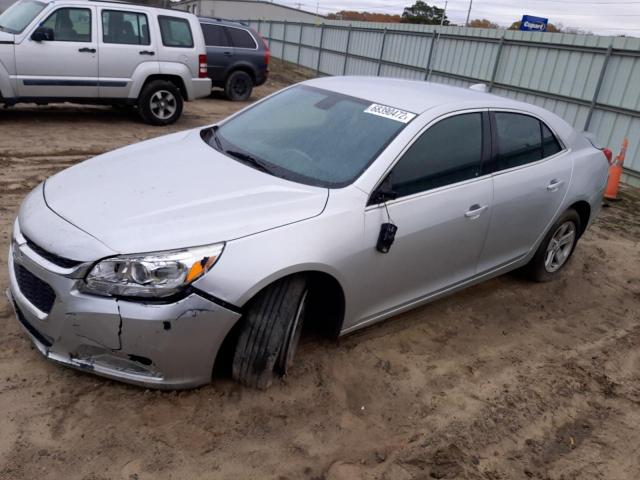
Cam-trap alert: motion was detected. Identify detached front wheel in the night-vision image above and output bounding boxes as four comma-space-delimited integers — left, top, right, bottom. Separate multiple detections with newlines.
232, 275, 308, 389
138, 80, 183, 126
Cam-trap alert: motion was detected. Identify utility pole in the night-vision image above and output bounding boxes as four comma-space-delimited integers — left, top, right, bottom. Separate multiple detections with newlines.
465, 0, 473, 27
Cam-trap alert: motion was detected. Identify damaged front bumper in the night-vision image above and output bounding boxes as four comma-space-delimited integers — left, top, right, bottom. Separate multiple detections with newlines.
7, 224, 241, 390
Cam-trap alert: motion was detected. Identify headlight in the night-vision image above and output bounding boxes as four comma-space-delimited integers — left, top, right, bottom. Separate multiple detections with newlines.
81, 243, 224, 298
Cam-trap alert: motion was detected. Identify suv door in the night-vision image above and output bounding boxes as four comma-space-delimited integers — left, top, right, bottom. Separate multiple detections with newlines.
16, 6, 98, 98
200, 23, 233, 82
98, 8, 157, 98
476, 111, 571, 273
351, 111, 493, 324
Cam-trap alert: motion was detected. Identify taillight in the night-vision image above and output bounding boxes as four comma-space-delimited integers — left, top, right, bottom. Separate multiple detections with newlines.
257, 32, 270, 67
199, 54, 207, 78
603, 147, 613, 165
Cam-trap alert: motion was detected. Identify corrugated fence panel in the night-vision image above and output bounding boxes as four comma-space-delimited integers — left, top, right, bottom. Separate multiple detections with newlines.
255, 19, 640, 184
348, 29, 383, 59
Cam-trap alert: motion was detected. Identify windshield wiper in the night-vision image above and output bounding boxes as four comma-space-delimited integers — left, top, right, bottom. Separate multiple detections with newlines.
226, 150, 274, 174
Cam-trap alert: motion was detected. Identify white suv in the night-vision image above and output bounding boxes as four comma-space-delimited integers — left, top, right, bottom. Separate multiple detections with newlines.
0, 0, 211, 125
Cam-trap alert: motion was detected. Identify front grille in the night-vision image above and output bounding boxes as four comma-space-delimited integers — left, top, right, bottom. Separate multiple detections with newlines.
24, 236, 82, 269
15, 264, 56, 314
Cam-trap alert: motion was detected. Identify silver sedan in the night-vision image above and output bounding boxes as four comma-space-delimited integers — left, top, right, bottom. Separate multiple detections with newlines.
8, 77, 609, 389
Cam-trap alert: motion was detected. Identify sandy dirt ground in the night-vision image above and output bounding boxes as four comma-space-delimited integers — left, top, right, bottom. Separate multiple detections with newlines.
1, 61, 640, 480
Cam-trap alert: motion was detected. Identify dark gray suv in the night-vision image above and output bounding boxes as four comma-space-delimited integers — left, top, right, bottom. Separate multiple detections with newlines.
199, 17, 270, 101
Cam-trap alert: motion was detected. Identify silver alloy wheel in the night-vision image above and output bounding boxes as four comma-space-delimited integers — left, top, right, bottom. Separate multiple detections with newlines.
544, 221, 576, 273
279, 289, 308, 374
149, 90, 177, 120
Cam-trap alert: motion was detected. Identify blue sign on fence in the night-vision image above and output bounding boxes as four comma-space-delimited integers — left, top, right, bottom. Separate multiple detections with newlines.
520, 15, 548, 32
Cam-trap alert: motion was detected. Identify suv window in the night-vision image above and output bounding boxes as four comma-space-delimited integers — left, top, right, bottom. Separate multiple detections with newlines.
102, 10, 150, 45
41, 7, 91, 42
388, 113, 483, 198
158, 16, 193, 48
228, 27, 256, 49
202, 23, 230, 47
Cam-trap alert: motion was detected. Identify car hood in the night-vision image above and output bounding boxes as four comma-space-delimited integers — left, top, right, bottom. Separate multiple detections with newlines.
44, 130, 329, 254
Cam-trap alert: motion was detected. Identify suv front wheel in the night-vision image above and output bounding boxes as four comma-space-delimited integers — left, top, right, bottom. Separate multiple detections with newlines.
138, 80, 183, 126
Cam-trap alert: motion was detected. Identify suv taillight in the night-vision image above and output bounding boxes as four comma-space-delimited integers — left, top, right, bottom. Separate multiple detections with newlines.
199, 54, 207, 78
603, 148, 613, 165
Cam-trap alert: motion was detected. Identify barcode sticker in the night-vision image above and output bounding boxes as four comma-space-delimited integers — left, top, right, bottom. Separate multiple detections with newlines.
364, 104, 417, 123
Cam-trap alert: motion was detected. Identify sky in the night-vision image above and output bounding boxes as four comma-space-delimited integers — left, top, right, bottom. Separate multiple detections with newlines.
277, 0, 640, 37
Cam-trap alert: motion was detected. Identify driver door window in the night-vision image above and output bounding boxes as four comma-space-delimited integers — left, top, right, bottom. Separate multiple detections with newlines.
41, 7, 91, 42
389, 112, 484, 198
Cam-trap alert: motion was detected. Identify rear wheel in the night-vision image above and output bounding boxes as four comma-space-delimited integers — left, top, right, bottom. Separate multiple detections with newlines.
224, 70, 253, 101
232, 275, 308, 389
137, 80, 183, 126
525, 209, 581, 282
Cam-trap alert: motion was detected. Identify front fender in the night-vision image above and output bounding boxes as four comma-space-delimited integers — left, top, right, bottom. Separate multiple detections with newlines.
0, 47, 17, 100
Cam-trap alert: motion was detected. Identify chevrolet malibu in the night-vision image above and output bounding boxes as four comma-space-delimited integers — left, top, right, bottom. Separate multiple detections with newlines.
8, 77, 609, 389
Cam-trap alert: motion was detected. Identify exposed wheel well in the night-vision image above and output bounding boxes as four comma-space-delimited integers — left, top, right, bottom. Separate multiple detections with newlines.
140, 75, 187, 100
568, 201, 591, 236
227, 66, 256, 84
212, 271, 346, 378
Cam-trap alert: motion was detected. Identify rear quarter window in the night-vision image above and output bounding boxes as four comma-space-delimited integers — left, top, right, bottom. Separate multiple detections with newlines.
158, 15, 193, 48
228, 27, 257, 49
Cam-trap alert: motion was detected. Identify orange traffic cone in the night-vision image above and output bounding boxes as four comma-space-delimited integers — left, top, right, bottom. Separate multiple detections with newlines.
604, 138, 628, 201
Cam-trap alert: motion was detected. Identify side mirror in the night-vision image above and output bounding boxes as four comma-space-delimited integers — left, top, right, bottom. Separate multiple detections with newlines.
31, 26, 54, 42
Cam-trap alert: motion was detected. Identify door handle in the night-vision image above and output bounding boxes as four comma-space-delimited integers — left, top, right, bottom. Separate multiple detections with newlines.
547, 180, 564, 192
465, 204, 489, 219
139, 50, 155, 55
78, 47, 96, 53
223, 51, 232, 56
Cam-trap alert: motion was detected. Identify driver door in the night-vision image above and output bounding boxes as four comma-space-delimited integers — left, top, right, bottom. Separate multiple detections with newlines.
17, 6, 98, 98
345, 111, 494, 328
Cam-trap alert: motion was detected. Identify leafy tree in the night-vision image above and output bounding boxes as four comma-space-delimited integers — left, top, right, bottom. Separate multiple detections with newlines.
467, 18, 500, 29
401, 1, 450, 25
327, 11, 401, 23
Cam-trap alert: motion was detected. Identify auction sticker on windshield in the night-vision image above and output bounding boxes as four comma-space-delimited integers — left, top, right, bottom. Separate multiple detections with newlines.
364, 104, 416, 123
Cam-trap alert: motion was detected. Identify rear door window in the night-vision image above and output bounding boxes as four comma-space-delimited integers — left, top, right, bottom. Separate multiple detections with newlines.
158, 16, 193, 48
102, 10, 150, 45
202, 23, 231, 47
389, 113, 484, 198
227, 27, 257, 49
493, 112, 543, 170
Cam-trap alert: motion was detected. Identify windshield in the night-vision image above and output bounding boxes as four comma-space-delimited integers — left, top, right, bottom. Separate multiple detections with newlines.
0, 0, 46, 34
207, 85, 412, 188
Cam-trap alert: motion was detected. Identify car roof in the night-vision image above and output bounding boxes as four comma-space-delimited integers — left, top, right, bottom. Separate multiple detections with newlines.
302, 76, 525, 115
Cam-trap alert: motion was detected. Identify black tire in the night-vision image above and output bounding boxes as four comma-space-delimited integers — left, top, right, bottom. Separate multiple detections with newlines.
525, 209, 581, 282
232, 275, 308, 389
137, 80, 183, 126
224, 70, 253, 101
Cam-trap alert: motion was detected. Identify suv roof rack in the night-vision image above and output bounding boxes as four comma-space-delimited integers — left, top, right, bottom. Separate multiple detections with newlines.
87, 0, 178, 11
